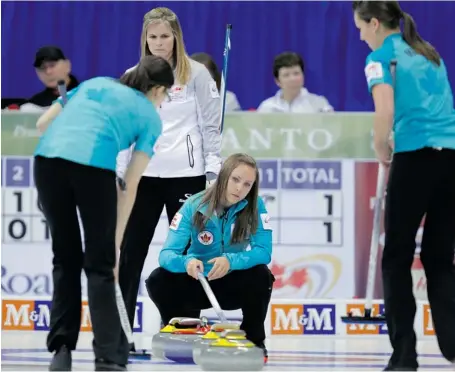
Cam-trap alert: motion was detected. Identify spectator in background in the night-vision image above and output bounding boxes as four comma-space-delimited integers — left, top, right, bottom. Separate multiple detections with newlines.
27, 46, 79, 108
191, 52, 241, 111
257, 52, 333, 113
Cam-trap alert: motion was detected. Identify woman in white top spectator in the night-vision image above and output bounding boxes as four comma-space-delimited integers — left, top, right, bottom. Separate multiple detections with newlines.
257, 52, 333, 113
191, 52, 241, 111
116, 7, 222, 355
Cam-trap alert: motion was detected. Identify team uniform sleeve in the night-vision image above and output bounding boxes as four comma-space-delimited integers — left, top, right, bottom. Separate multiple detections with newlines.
158, 201, 195, 273
134, 105, 162, 158
54, 86, 80, 106
223, 197, 272, 271
194, 66, 223, 176
364, 54, 394, 93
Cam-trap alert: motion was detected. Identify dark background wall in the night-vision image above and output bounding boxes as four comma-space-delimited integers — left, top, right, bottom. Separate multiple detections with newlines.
2, 1, 455, 111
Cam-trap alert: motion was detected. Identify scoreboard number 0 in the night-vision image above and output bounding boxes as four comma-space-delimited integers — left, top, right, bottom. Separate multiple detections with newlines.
8, 218, 27, 240
4, 217, 50, 242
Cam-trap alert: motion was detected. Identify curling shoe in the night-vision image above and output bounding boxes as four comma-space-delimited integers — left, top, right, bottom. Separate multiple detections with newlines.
95, 358, 127, 371
256, 342, 268, 364
49, 345, 71, 371
383, 365, 417, 371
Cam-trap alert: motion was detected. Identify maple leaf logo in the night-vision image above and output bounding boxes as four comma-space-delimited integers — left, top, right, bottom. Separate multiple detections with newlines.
198, 231, 213, 245
86, 88, 107, 102
200, 233, 211, 243
270, 261, 308, 289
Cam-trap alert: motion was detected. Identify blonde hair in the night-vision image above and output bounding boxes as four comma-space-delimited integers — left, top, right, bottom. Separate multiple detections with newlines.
193, 154, 260, 244
141, 7, 191, 85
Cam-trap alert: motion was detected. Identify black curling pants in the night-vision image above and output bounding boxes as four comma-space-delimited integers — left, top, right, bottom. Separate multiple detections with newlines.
34, 156, 129, 365
382, 148, 455, 370
145, 265, 275, 346
118, 175, 206, 341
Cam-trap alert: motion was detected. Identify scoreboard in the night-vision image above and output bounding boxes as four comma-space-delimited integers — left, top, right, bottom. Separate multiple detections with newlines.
0, 111, 377, 300
2, 156, 349, 248
2, 157, 51, 243
258, 159, 345, 247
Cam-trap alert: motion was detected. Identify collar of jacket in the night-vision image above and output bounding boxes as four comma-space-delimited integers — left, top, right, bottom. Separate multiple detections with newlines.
197, 198, 249, 220
275, 87, 309, 101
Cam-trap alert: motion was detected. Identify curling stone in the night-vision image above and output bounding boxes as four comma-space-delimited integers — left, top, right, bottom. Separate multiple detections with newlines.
151, 317, 210, 363
192, 323, 241, 365
196, 330, 265, 371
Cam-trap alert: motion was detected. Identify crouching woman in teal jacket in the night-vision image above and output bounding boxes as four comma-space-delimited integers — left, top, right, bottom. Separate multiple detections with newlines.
146, 153, 274, 359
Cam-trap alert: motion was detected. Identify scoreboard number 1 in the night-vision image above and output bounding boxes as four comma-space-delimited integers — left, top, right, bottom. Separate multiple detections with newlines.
324, 194, 333, 216
323, 193, 333, 243
34, 217, 51, 241
323, 222, 333, 243
13, 191, 23, 212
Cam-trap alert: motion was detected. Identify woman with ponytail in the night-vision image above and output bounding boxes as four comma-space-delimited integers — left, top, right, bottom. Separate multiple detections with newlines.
353, 1, 455, 370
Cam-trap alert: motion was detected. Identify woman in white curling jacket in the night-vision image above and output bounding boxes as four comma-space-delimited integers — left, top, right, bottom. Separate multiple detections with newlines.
116, 7, 223, 350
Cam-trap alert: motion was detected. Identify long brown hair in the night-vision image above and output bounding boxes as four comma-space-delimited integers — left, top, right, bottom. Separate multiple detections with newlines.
353, 1, 440, 66
193, 154, 260, 244
140, 7, 191, 85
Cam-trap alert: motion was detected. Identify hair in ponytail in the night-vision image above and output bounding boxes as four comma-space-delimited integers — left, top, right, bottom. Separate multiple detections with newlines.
401, 12, 440, 66
353, 1, 441, 66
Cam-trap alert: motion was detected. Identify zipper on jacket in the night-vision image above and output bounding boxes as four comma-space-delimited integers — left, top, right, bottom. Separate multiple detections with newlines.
220, 212, 229, 253
186, 135, 195, 168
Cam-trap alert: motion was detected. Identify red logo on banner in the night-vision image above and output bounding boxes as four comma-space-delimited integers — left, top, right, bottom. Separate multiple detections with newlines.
271, 262, 309, 289
269, 254, 342, 298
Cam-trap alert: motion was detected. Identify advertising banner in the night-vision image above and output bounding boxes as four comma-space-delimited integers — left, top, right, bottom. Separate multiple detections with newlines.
268, 299, 433, 338
2, 298, 143, 332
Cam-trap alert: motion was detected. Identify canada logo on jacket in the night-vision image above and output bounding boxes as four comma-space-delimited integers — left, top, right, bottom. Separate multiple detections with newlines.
198, 231, 214, 245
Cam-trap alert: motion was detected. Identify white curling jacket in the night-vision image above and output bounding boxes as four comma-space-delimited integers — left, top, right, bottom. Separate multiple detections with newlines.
257, 88, 333, 113
116, 59, 222, 178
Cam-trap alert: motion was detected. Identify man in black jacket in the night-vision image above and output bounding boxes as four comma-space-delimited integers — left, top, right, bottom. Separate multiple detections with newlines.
28, 46, 80, 107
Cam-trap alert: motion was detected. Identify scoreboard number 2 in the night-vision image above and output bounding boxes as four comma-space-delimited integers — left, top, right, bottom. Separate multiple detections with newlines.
12, 165, 24, 183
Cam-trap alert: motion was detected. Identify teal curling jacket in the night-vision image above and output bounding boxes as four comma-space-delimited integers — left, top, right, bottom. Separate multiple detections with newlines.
365, 33, 455, 152
158, 191, 273, 275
